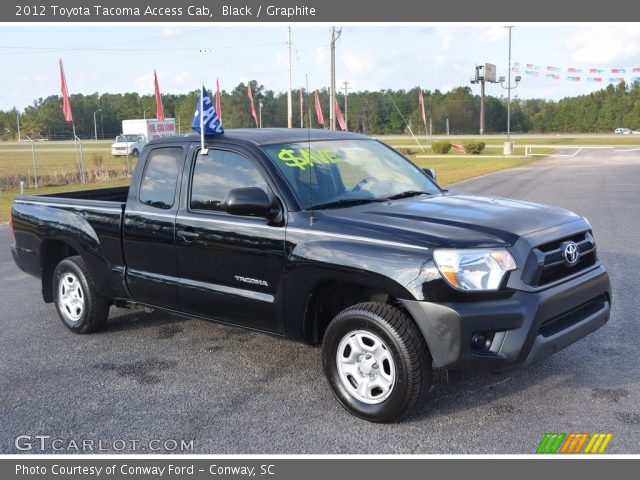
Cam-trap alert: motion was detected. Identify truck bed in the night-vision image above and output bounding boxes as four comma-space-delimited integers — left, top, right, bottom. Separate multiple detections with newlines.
11, 186, 130, 301
41, 186, 129, 203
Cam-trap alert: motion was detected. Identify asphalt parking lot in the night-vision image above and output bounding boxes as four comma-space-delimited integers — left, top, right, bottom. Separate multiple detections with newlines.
1, 147, 638, 454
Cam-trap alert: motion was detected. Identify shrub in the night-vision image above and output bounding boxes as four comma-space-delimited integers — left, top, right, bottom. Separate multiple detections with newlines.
91, 153, 106, 170
395, 147, 418, 156
463, 142, 486, 154
430, 141, 452, 154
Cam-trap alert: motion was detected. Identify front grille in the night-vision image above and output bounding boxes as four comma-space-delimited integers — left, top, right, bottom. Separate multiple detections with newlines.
523, 231, 598, 287
539, 294, 607, 337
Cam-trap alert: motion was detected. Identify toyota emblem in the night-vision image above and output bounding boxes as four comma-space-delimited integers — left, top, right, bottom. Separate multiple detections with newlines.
563, 242, 579, 266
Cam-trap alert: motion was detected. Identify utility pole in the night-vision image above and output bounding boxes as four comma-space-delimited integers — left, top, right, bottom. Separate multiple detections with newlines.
93, 109, 102, 141
330, 27, 336, 131
499, 27, 521, 154
329, 28, 342, 131
507, 26, 513, 140
480, 76, 485, 135
342, 80, 351, 130
299, 88, 304, 128
287, 27, 293, 128
471, 64, 498, 135
16, 113, 20, 141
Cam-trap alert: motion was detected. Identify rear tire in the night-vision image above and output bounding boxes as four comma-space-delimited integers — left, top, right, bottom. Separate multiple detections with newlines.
53, 256, 110, 334
322, 302, 432, 423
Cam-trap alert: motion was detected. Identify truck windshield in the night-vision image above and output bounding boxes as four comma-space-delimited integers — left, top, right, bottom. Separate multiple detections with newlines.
116, 134, 141, 143
262, 139, 441, 209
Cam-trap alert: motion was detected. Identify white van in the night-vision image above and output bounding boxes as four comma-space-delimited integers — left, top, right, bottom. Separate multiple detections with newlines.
111, 119, 176, 157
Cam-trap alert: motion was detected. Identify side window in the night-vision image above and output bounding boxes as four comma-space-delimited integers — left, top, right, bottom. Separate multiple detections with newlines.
191, 150, 268, 212
139, 147, 183, 209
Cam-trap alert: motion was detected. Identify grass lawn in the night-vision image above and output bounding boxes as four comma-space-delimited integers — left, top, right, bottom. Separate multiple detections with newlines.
411, 155, 536, 186
0, 141, 113, 150
0, 148, 135, 180
381, 134, 640, 147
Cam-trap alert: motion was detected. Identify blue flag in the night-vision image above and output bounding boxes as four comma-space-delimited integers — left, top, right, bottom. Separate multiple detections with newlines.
192, 86, 224, 135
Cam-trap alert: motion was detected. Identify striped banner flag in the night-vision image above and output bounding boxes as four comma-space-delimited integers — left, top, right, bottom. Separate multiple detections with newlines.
154, 70, 165, 122
419, 89, 427, 127
334, 98, 347, 131
247, 83, 258, 128
215, 78, 222, 122
314, 90, 325, 126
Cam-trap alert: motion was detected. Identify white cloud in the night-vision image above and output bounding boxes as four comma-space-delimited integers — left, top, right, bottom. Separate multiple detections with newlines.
438, 28, 453, 51
313, 46, 330, 70
341, 50, 377, 78
565, 25, 640, 64
134, 72, 154, 92
479, 26, 506, 44
160, 27, 183, 38
173, 71, 192, 87
275, 52, 288, 67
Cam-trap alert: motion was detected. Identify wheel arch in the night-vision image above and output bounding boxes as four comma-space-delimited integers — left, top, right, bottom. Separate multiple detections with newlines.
41, 238, 80, 303
298, 278, 416, 345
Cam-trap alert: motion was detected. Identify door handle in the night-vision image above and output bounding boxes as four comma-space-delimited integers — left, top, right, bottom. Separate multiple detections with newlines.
177, 229, 200, 242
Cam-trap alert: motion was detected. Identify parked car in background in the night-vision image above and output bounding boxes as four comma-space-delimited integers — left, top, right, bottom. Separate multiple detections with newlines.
614, 127, 633, 134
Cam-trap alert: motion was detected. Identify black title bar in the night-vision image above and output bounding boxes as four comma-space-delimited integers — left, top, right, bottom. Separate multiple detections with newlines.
3, 0, 639, 22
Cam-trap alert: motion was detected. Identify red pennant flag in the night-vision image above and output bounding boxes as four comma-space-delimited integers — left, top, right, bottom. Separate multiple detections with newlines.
154, 70, 165, 122
418, 89, 427, 125
314, 90, 324, 126
334, 98, 347, 131
215, 78, 222, 122
59, 59, 73, 123
247, 83, 258, 127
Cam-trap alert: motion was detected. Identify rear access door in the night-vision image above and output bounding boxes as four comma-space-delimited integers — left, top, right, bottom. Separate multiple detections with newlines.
122, 143, 186, 309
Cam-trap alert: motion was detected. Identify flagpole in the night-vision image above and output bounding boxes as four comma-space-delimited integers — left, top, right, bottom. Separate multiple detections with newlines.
71, 122, 85, 186
200, 82, 205, 153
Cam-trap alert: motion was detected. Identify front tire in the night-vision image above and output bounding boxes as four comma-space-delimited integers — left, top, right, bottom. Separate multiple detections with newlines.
53, 256, 110, 334
322, 302, 432, 422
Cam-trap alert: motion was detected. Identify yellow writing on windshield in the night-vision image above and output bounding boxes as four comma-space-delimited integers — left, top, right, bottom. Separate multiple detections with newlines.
277, 148, 341, 170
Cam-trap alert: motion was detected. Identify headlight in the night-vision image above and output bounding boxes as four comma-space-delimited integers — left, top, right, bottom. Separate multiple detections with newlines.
433, 249, 517, 291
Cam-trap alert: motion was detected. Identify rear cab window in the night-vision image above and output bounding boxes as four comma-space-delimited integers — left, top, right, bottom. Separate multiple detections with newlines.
139, 147, 184, 209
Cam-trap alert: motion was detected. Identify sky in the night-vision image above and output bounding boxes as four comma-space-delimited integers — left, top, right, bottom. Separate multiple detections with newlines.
1, 24, 640, 111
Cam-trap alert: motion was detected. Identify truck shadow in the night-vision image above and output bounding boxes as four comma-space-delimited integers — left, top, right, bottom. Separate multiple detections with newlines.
407, 335, 638, 423
98, 307, 183, 334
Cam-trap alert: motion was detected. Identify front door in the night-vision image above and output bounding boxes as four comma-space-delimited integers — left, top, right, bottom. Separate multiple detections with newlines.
175, 148, 286, 333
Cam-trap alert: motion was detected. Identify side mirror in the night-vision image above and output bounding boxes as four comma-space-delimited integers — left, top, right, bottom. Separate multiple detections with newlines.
224, 187, 273, 218
423, 168, 437, 181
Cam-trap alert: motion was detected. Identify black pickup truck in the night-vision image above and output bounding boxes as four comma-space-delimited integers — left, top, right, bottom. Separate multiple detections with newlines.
10, 129, 611, 422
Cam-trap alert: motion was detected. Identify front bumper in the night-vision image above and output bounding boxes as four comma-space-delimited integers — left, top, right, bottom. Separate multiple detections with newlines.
401, 265, 611, 371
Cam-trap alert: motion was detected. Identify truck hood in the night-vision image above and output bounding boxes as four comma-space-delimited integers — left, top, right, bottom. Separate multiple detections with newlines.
319, 192, 582, 248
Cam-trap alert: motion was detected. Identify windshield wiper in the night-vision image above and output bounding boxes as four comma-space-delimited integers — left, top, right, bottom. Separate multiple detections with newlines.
386, 190, 433, 200
308, 198, 387, 210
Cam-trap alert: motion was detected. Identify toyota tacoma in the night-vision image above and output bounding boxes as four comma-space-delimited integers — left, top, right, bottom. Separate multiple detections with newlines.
10, 129, 611, 422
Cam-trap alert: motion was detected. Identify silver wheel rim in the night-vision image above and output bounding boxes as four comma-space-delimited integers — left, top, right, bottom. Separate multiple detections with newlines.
58, 272, 85, 323
336, 330, 396, 404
